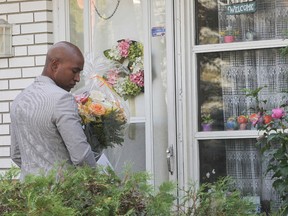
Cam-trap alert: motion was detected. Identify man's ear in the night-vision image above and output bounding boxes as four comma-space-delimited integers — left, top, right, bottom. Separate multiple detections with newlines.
50, 58, 59, 71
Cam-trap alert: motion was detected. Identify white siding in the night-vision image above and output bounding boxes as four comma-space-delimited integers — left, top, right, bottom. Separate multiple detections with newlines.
0, 0, 53, 173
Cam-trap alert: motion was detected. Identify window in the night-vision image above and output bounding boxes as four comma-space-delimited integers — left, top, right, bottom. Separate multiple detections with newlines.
198, 49, 288, 132
196, 0, 288, 45
199, 139, 281, 211
193, 0, 288, 211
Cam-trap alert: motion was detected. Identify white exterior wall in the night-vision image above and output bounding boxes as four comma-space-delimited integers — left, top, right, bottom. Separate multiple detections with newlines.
0, 0, 53, 175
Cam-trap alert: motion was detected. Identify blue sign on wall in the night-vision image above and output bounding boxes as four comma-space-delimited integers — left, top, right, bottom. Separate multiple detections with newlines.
151, 26, 166, 37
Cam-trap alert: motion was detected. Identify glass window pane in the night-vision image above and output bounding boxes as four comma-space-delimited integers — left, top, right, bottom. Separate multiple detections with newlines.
195, 0, 288, 45
198, 48, 288, 131
68, 1, 147, 175
199, 139, 281, 211
69, 0, 84, 51
90, 0, 145, 118
90, 0, 144, 57
151, 0, 168, 185
104, 123, 146, 176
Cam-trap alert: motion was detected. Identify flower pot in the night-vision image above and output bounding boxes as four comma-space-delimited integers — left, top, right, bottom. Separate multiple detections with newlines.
224, 35, 234, 43
239, 123, 247, 130
226, 119, 238, 130
250, 123, 257, 130
245, 30, 255, 41
202, 123, 212, 131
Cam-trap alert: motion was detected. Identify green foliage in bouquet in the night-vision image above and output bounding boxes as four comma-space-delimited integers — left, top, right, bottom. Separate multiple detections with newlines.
76, 89, 128, 154
84, 109, 127, 153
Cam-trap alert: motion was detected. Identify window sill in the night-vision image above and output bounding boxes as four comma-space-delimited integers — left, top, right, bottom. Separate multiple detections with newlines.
195, 130, 259, 140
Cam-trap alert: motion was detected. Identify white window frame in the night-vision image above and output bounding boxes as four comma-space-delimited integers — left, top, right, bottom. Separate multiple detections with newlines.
174, 0, 288, 188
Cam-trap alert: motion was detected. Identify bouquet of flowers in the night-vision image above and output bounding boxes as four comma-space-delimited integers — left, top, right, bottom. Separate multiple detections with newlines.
103, 39, 144, 100
74, 58, 129, 159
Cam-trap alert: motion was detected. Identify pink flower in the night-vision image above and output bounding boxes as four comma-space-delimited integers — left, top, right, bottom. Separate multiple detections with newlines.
118, 39, 130, 58
249, 113, 259, 126
75, 91, 89, 104
106, 70, 119, 86
271, 108, 285, 119
130, 70, 144, 87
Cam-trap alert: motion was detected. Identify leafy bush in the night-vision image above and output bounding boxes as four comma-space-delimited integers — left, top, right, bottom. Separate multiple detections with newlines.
177, 176, 257, 216
0, 166, 259, 216
0, 166, 175, 216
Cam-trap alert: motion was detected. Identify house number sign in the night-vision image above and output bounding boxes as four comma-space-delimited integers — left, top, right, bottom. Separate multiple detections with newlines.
226, 1, 257, 15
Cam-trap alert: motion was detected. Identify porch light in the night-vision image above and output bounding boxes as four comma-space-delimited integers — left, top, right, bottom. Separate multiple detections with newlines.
0, 19, 13, 57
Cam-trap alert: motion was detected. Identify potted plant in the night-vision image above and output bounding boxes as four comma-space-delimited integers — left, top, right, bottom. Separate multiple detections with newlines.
249, 113, 259, 130
225, 116, 238, 130
201, 113, 214, 131
242, 86, 267, 130
220, 26, 239, 43
245, 29, 256, 41
237, 115, 248, 130
256, 106, 288, 214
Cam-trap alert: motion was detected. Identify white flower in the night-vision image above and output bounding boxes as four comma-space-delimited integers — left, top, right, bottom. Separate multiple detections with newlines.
206, 172, 210, 178
113, 77, 126, 97
131, 57, 144, 73
212, 169, 216, 174
90, 90, 106, 102
108, 46, 122, 61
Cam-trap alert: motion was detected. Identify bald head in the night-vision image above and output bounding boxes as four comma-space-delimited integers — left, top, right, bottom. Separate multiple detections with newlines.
42, 41, 84, 91
43, 41, 83, 74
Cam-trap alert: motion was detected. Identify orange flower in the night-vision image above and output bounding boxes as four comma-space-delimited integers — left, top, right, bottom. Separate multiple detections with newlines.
264, 115, 273, 125
89, 103, 106, 116
249, 113, 258, 122
237, 115, 248, 124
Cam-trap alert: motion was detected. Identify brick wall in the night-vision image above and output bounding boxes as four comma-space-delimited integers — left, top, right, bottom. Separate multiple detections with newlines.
0, 0, 53, 175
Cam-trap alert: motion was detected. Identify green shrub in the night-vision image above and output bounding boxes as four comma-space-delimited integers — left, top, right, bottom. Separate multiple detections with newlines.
177, 176, 258, 216
0, 166, 261, 216
0, 166, 175, 216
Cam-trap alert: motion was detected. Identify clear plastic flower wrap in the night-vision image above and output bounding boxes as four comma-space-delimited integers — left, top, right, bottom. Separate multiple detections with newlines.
74, 54, 130, 160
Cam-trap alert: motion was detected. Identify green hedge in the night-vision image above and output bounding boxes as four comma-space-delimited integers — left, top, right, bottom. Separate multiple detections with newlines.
0, 165, 260, 216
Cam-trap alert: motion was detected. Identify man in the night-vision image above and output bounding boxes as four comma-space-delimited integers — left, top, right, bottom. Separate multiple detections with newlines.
10, 41, 96, 180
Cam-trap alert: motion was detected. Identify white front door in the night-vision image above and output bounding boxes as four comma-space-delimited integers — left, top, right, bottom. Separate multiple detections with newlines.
53, 0, 178, 186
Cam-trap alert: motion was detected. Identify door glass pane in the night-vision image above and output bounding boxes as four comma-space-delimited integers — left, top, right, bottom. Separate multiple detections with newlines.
151, 0, 169, 185
198, 48, 288, 131
90, 0, 145, 118
89, 0, 145, 173
69, 0, 146, 174
69, 0, 84, 51
199, 139, 281, 212
195, 0, 288, 45
104, 123, 145, 176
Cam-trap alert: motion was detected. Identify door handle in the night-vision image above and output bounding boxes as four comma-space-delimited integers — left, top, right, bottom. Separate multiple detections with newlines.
166, 146, 173, 175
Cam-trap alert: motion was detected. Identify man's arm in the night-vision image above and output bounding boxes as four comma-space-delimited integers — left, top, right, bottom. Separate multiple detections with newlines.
10, 124, 22, 168
54, 93, 96, 167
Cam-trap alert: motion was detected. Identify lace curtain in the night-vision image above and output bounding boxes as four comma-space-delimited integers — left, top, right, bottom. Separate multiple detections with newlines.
218, 0, 288, 209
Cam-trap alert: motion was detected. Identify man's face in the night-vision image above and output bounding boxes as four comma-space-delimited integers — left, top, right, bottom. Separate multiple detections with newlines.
53, 53, 84, 92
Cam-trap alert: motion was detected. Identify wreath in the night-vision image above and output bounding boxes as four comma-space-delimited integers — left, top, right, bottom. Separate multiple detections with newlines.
103, 39, 144, 100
